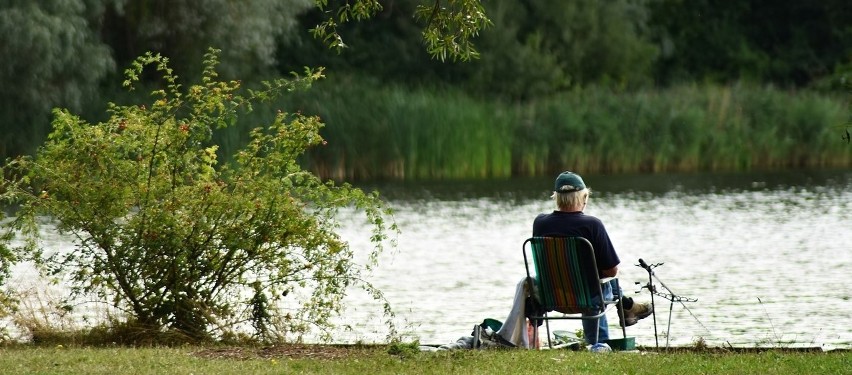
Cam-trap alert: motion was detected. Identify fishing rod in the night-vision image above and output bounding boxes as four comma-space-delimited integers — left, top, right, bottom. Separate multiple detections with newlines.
636, 258, 708, 350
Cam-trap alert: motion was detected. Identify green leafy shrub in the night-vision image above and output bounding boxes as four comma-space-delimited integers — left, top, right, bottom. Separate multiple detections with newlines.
0, 49, 396, 343
387, 339, 421, 359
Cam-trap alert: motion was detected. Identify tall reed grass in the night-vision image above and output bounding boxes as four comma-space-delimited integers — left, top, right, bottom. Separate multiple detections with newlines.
213, 78, 849, 180
516, 85, 850, 175
279, 76, 514, 180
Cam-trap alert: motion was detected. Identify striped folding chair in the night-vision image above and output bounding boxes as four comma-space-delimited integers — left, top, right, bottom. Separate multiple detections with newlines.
523, 236, 626, 348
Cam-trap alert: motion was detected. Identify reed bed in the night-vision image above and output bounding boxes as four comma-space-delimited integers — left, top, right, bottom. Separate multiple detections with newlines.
278, 77, 514, 180
515, 85, 849, 175
213, 78, 849, 180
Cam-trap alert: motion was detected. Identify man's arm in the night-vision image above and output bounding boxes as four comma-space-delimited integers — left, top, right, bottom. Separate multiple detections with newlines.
601, 265, 618, 278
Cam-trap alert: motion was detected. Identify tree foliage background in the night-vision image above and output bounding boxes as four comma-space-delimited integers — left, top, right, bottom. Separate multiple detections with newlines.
0, 0, 113, 159
2, 0, 850, 161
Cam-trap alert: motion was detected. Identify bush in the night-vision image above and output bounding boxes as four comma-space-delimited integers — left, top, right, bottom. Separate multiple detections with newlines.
0, 49, 396, 343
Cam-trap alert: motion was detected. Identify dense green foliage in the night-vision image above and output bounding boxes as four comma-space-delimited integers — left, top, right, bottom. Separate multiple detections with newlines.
281, 0, 660, 98
102, 0, 313, 80
0, 0, 113, 158
0, 51, 396, 341
0, 0, 487, 162
0, 0, 315, 160
469, 0, 657, 96
2, 0, 851, 170
648, 0, 852, 87
281, 0, 851, 96
310, 0, 490, 62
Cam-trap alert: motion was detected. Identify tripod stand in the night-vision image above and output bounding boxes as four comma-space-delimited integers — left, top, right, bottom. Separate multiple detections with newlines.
636, 258, 697, 350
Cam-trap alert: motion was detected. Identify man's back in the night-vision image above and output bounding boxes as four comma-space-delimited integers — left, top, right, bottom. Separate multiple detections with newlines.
532, 210, 620, 276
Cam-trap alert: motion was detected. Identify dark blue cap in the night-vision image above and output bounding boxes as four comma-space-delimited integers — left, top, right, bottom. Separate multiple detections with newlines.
554, 171, 586, 192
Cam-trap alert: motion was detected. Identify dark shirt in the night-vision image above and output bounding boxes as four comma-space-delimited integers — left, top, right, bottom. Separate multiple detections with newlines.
532, 211, 621, 274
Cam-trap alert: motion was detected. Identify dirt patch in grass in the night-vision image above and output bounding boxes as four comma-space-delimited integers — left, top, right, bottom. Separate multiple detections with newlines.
192, 343, 848, 361
639, 346, 847, 354
193, 344, 381, 361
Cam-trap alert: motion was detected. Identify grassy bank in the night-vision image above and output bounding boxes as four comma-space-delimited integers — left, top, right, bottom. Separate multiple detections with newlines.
0, 344, 847, 375
252, 78, 849, 180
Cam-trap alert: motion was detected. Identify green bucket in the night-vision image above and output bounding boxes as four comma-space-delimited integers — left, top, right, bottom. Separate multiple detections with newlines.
605, 337, 636, 351
481, 318, 503, 332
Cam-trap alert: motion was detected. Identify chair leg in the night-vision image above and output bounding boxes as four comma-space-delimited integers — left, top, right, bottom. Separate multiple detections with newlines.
544, 319, 552, 349
619, 298, 627, 339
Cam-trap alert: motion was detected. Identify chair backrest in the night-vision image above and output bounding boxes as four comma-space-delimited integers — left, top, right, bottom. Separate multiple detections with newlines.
523, 237, 604, 314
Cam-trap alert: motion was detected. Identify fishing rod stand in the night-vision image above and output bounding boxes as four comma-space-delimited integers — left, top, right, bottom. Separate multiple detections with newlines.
635, 258, 697, 350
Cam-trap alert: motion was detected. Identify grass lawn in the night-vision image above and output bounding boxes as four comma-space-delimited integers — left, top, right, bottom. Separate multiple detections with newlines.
0, 344, 848, 375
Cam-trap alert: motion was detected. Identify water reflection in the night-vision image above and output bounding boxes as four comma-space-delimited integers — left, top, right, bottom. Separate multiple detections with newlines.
357, 169, 852, 201
339, 170, 852, 348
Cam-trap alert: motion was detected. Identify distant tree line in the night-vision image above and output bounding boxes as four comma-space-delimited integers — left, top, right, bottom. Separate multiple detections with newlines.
281, 0, 851, 97
2, 0, 850, 161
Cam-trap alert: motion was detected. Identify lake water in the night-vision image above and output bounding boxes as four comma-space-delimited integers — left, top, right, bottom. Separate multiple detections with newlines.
5, 169, 851, 349
335, 169, 852, 349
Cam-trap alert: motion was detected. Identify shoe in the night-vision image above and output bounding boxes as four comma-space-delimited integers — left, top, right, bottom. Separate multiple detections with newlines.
617, 301, 654, 327
589, 343, 612, 353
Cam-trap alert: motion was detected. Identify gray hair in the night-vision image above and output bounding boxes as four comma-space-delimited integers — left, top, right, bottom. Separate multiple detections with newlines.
552, 188, 590, 211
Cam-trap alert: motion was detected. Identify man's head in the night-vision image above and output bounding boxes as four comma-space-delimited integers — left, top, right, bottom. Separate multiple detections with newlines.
552, 171, 590, 211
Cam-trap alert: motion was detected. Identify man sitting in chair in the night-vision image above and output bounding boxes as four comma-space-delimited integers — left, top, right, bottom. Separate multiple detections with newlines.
532, 171, 653, 347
